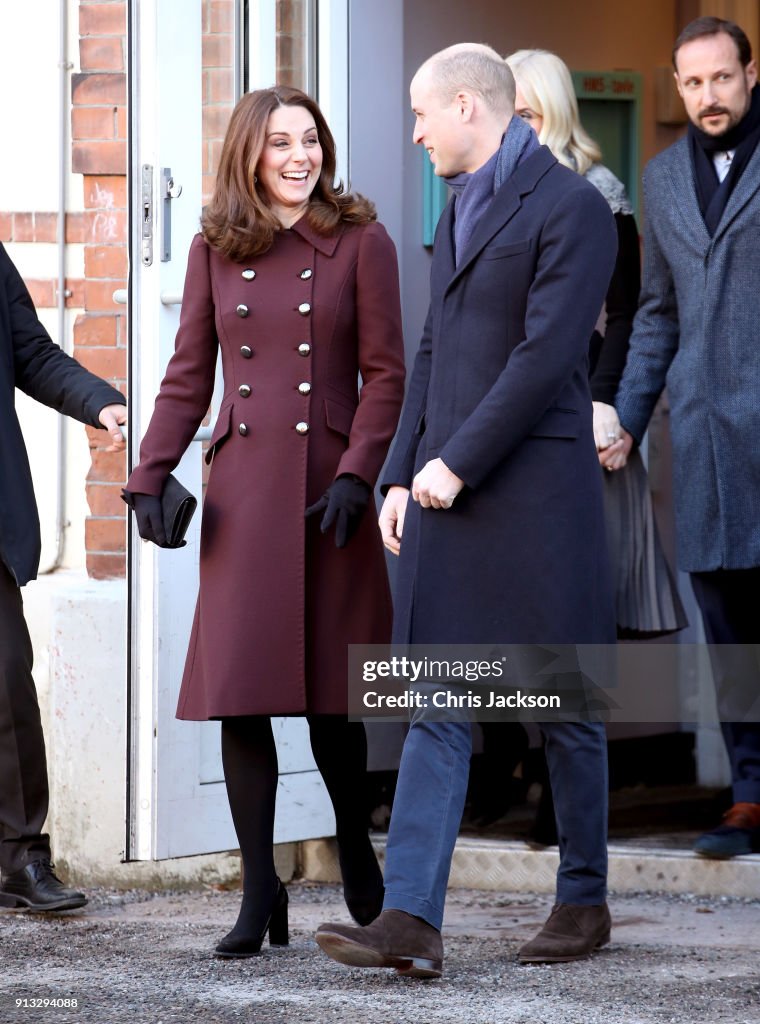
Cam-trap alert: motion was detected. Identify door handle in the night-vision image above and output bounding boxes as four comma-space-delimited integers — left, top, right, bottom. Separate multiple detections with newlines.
160, 167, 183, 263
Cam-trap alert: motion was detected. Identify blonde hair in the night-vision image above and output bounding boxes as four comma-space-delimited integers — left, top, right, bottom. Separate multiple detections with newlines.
424, 43, 516, 117
505, 49, 601, 175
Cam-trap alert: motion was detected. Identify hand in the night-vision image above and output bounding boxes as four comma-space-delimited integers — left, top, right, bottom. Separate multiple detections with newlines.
598, 429, 633, 472
98, 404, 127, 452
123, 490, 168, 546
592, 401, 622, 452
379, 486, 409, 556
411, 457, 464, 509
305, 474, 371, 548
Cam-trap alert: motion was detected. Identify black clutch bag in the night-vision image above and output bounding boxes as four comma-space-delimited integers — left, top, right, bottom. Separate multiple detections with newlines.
122, 473, 197, 549
160, 474, 198, 548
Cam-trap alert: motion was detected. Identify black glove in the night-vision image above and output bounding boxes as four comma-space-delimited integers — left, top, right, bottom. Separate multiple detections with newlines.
122, 489, 169, 547
305, 474, 371, 548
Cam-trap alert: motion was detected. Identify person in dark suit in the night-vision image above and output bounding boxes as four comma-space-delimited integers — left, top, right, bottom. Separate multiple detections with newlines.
0, 242, 126, 911
315, 43, 617, 976
609, 16, 760, 859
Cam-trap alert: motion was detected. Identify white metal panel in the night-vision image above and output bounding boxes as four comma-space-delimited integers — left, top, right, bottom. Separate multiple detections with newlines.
128, 0, 336, 860
129, 0, 210, 861
248, 0, 277, 89
317, 0, 350, 182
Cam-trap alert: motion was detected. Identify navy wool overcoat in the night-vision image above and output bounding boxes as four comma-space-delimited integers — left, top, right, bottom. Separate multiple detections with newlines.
384, 147, 618, 647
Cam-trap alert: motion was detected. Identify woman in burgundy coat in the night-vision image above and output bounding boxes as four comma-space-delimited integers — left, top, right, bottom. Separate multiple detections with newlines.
124, 87, 406, 957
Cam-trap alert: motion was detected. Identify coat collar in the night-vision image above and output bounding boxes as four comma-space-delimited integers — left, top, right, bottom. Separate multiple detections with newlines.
711, 136, 760, 243
662, 136, 760, 248
444, 145, 557, 291
662, 139, 712, 250
289, 214, 342, 256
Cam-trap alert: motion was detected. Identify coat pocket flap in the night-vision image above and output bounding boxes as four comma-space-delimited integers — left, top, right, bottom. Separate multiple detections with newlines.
482, 239, 532, 260
324, 397, 356, 437
204, 402, 233, 464
529, 406, 580, 439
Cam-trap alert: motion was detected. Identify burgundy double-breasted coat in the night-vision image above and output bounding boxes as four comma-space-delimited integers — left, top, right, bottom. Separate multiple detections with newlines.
127, 218, 405, 718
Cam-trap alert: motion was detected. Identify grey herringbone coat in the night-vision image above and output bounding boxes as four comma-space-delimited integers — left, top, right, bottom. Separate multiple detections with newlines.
615, 138, 760, 572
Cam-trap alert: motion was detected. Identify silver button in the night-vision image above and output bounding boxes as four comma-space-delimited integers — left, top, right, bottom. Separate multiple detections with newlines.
240, 345, 253, 359
298, 302, 311, 316
299, 268, 313, 280
241, 269, 256, 281
239, 384, 251, 397
295, 421, 309, 435
298, 342, 311, 356
298, 382, 311, 395
238, 423, 249, 436
236, 304, 249, 318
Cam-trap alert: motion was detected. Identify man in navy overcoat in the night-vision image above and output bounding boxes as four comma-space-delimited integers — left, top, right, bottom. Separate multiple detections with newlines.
0, 243, 126, 910
316, 43, 617, 975
610, 17, 760, 859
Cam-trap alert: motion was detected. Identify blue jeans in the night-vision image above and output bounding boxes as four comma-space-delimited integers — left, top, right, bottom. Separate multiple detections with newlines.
383, 716, 608, 930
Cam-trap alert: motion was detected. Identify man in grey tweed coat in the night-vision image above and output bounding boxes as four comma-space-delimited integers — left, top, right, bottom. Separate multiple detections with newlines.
607, 16, 760, 859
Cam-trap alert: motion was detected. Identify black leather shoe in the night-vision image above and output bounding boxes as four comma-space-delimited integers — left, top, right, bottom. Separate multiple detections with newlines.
0, 859, 87, 911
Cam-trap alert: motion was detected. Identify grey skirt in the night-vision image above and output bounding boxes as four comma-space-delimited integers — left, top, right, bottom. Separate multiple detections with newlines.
602, 448, 688, 638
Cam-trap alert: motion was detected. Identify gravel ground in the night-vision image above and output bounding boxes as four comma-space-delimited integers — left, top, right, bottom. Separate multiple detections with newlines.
1, 883, 759, 1024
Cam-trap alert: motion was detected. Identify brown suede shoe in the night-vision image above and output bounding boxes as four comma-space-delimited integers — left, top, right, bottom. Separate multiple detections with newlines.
315, 909, 443, 979
518, 902, 611, 963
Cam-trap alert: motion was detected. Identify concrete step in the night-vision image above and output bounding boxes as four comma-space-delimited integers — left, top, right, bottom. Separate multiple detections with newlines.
301, 835, 760, 898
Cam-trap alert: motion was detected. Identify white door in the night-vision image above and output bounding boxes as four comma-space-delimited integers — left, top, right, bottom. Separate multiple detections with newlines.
127, 0, 347, 860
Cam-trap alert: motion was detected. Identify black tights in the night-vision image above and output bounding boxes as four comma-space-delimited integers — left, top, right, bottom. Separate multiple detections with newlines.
220, 715, 382, 935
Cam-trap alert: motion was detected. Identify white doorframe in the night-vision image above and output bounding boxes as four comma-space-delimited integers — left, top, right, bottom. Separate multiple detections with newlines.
127, 0, 213, 860
126, 0, 347, 860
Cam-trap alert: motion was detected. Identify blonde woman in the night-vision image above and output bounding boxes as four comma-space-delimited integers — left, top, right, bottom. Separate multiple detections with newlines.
506, 47, 686, 638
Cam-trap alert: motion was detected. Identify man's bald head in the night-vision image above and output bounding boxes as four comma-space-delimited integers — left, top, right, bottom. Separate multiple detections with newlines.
414, 43, 516, 118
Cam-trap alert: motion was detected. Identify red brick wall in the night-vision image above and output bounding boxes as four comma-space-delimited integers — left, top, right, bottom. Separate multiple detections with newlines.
202, 0, 236, 204
73, 0, 128, 579
0, 214, 87, 312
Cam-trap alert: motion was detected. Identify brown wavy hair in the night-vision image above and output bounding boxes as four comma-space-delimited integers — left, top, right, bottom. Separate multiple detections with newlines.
201, 86, 376, 261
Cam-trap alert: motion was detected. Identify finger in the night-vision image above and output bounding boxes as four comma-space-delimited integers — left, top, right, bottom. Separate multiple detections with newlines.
396, 502, 405, 541
104, 434, 126, 453
305, 494, 329, 518
379, 517, 400, 555
320, 500, 338, 533
334, 509, 349, 548
598, 439, 623, 466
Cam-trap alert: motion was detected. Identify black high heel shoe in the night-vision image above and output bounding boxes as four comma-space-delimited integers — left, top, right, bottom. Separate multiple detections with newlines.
215, 879, 289, 958
338, 834, 384, 926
